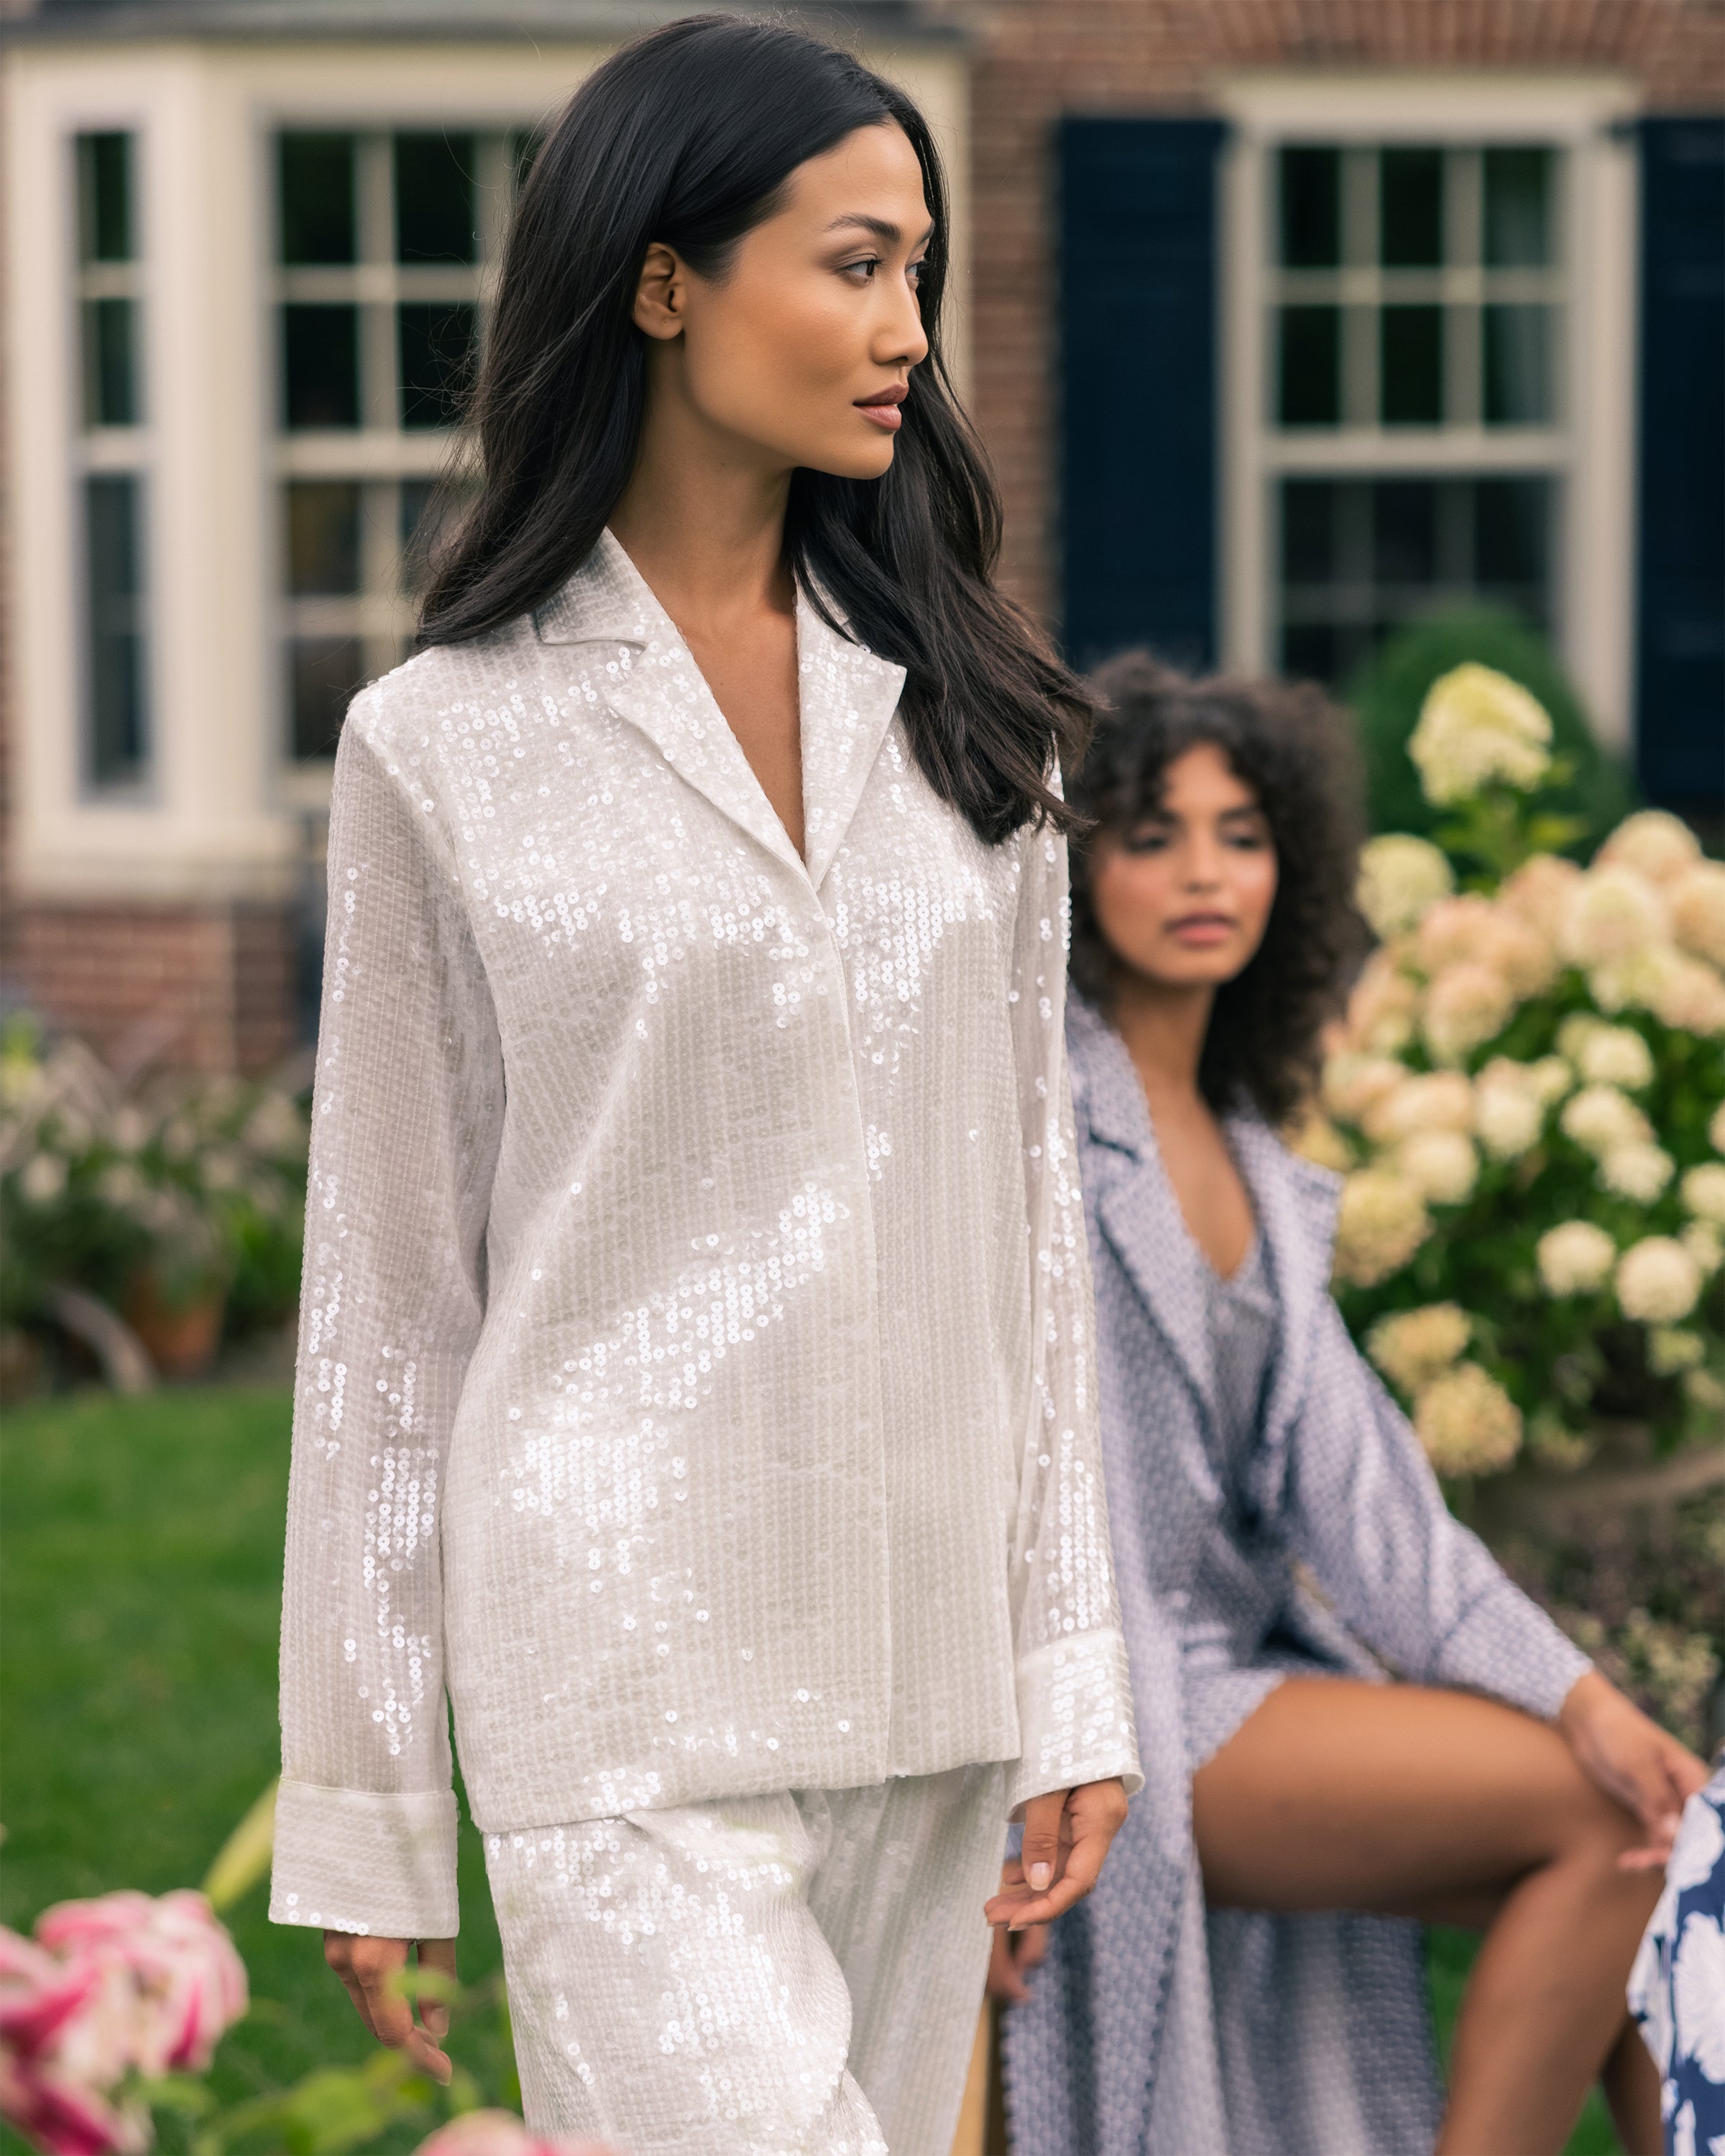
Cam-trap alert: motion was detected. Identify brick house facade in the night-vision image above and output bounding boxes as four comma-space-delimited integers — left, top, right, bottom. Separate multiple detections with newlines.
2, 0, 1721, 1072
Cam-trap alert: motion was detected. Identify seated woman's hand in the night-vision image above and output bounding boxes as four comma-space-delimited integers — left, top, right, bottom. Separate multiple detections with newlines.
1556, 1668, 1710, 1870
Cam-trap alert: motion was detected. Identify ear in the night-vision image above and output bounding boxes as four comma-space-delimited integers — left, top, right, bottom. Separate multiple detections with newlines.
632, 241, 686, 341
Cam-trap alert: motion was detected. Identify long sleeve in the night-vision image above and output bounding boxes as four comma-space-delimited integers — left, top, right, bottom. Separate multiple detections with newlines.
270, 704, 504, 1940
1285, 1297, 1592, 1723
1004, 820, 1143, 1817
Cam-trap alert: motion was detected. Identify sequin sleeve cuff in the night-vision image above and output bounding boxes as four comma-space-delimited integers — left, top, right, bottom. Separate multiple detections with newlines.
269, 1779, 461, 1940
1006, 1628, 1144, 1818
1432, 1584, 1593, 1724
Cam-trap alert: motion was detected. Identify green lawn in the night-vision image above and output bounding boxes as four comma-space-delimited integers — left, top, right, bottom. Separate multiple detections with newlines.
0, 1388, 1622, 2153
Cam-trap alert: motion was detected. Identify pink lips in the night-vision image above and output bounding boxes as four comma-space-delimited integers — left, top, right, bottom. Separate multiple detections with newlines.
1167, 914, 1237, 946
855, 386, 906, 432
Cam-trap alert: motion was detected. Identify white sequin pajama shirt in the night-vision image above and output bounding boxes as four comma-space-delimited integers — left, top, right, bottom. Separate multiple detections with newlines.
268, 533, 1141, 2146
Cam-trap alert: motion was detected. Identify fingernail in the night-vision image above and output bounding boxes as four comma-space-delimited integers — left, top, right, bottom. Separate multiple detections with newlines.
1028, 1862, 1052, 1892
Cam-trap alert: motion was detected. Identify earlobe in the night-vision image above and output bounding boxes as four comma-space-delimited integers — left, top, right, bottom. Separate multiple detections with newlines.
632, 241, 685, 342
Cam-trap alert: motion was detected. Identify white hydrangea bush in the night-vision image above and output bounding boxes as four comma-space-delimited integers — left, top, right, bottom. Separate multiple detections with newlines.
1304, 666, 1725, 1480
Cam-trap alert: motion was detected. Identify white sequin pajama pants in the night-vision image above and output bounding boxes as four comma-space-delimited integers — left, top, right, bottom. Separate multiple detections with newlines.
484, 1763, 1007, 2155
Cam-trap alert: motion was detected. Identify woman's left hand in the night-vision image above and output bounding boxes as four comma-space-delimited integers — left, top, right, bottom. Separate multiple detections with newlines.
983, 1777, 1130, 1931
1557, 1667, 1710, 1871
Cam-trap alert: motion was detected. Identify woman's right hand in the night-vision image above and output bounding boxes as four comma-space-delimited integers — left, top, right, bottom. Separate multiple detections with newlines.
323, 1932, 456, 2083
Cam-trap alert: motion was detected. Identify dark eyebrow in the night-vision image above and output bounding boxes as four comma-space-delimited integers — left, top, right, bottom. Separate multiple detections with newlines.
823, 213, 936, 247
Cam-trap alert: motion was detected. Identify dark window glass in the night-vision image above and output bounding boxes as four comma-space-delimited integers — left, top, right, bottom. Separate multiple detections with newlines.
1484, 304, 1552, 424
290, 637, 366, 760
283, 305, 359, 428
395, 132, 477, 264
509, 128, 544, 198
1380, 147, 1444, 267
1278, 305, 1340, 425
1279, 147, 1340, 268
398, 303, 477, 429
85, 474, 149, 786
1280, 622, 1343, 685
78, 133, 132, 263
1374, 479, 1439, 585
280, 134, 356, 265
83, 297, 137, 426
1381, 305, 1443, 424
1281, 479, 1337, 585
287, 482, 362, 594
1475, 475, 1551, 593
1484, 147, 1552, 268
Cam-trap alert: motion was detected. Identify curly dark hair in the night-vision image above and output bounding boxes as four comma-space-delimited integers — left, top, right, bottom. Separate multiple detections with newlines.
1068, 653, 1367, 1127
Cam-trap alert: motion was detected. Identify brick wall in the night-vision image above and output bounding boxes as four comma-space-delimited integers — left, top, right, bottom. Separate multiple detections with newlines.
944, 0, 1725, 618
9, 902, 299, 1075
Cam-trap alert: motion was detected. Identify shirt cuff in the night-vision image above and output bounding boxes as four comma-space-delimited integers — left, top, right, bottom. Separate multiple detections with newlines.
1006, 1628, 1144, 1819
1433, 1585, 1593, 1723
269, 1779, 461, 1939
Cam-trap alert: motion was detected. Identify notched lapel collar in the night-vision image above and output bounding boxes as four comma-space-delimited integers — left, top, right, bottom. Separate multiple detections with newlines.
795, 587, 906, 891
1229, 1117, 1341, 1460
534, 531, 804, 875
1069, 1002, 1219, 1424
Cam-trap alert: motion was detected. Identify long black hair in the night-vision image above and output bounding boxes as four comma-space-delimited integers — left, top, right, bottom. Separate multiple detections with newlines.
420, 14, 1087, 844
1070, 653, 1366, 1126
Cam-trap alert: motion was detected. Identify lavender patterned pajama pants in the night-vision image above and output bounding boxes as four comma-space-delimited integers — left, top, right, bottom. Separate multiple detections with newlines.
484, 1763, 1007, 2153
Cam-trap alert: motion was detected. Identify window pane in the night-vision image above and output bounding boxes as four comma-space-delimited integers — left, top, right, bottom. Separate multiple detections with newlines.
1279, 147, 1340, 268
398, 302, 477, 429
1484, 147, 1552, 268
1278, 305, 1340, 425
1373, 479, 1439, 585
1281, 479, 1338, 585
283, 305, 359, 429
1380, 147, 1444, 268
1475, 476, 1551, 598
287, 482, 362, 594
280, 134, 356, 265
85, 474, 149, 786
83, 296, 137, 427
1484, 304, 1552, 424
395, 133, 478, 264
78, 133, 132, 263
1280, 622, 1341, 684
1380, 305, 1443, 425
290, 637, 365, 760
509, 128, 544, 198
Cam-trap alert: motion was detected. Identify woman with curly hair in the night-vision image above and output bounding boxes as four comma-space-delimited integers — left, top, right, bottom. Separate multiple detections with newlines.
994, 654, 1706, 2156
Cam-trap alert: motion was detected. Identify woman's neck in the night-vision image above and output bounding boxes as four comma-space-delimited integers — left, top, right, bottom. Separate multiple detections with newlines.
608, 354, 796, 632
1108, 974, 1215, 1113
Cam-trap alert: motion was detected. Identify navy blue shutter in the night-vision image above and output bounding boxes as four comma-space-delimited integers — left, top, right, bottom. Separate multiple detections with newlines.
1636, 118, 1725, 812
1059, 118, 1225, 672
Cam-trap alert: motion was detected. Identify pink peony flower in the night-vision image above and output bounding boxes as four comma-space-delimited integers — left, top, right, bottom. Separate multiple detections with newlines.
1, 1893, 247, 2156
0, 1932, 147, 2156
415, 2111, 619, 2156
35, 1892, 247, 2076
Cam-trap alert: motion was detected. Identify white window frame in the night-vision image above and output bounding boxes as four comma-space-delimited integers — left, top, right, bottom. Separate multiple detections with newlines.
270, 123, 519, 799
1215, 71, 1639, 751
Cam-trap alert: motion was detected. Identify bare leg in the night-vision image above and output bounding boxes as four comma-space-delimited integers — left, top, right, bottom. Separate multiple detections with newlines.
1191, 1680, 1662, 2156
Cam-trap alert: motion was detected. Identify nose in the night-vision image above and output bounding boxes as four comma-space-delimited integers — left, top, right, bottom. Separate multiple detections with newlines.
873, 272, 929, 372
1182, 831, 1225, 889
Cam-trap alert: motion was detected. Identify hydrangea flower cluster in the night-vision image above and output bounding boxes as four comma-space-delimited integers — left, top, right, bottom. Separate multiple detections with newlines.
1302, 667, 1725, 1479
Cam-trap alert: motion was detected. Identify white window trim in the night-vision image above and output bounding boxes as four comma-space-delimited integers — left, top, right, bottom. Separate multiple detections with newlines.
1213, 70, 1640, 752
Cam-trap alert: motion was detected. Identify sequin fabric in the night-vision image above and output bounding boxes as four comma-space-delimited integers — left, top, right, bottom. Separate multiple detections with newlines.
270, 533, 1138, 1942
1000, 1000, 1593, 2156
487, 1764, 1005, 2152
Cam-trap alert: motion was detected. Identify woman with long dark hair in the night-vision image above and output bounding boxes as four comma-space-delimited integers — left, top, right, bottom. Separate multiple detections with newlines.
996, 656, 1706, 2156
268, 18, 1138, 2149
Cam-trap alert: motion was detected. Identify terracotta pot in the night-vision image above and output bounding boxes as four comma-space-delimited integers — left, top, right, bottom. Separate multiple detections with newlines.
123, 1271, 227, 1380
